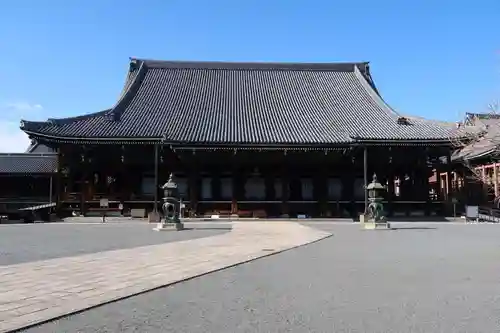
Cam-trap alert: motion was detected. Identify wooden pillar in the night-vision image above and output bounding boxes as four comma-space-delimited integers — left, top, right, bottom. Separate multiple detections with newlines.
396, 171, 408, 216
363, 146, 368, 214
281, 176, 289, 217
387, 150, 395, 217
424, 166, 431, 216
481, 166, 486, 199
153, 144, 159, 213
433, 160, 442, 204
387, 174, 394, 217
231, 169, 238, 215
86, 148, 96, 204
80, 148, 87, 216
445, 153, 452, 202
462, 167, 469, 203
66, 148, 74, 203
55, 146, 63, 217
281, 154, 289, 217
494, 163, 499, 197
319, 165, 328, 217
188, 162, 199, 217
119, 145, 127, 202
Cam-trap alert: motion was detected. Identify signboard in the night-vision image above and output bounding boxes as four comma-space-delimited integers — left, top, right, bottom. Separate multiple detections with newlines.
100, 198, 109, 208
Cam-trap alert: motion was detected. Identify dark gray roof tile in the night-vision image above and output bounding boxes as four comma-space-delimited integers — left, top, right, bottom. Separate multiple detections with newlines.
452, 118, 500, 161
21, 59, 457, 145
0, 154, 58, 174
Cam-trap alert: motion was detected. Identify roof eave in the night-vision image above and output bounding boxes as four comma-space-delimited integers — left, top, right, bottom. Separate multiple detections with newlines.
19, 119, 49, 133
351, 137, 454, 146
0, 152, 57, 157
0, 172, 57, 176
22, 131, 454, 147
456, 148, 497, 162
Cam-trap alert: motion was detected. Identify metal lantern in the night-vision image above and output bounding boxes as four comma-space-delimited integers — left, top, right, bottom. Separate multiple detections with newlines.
365, 173, 388, 225
366, 173, 385, 202
160, 173, 181, 224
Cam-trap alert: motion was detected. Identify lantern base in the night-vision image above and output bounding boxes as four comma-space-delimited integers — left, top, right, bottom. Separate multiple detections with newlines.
363, 222, 391, 230
153, 222, 185, 231
360, 214, 391, 230
148, 211, 161, 223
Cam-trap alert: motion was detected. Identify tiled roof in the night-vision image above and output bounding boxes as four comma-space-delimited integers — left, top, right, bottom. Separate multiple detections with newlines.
0, 153, 58, 174
452, 118, 500, 161
21, 59, 459, 146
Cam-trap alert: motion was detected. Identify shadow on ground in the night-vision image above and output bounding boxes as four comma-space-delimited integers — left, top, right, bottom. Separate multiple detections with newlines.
184, 227, 233, 231
390, 227, 438, 231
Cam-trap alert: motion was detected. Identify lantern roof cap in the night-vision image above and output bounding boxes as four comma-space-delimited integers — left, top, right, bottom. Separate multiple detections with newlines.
366, 173, 385, 190
161, 173, 178, 189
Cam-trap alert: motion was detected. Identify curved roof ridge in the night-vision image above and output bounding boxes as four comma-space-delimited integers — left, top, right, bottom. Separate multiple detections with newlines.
116, 58, 140, 99
20, 109, 112, 133
132, 58, 370, 72
107, 60, 148, 121
20, 59, 147, 132
352, 65, 402, 120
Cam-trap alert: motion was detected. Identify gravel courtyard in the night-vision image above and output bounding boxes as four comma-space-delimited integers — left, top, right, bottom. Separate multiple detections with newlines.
21, 222, 500, 333
0, 222, 230, 266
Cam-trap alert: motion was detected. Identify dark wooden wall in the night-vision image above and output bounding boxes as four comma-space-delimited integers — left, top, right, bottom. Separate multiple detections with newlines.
55, 144, 452, 218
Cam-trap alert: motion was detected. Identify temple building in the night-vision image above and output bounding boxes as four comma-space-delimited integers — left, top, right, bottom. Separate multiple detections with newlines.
19, 58, 460, 218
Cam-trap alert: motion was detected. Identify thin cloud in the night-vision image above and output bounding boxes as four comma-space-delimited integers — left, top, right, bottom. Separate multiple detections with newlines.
0, 120, 31, 153
0, 101, 45, 152
4, 102, 43, 113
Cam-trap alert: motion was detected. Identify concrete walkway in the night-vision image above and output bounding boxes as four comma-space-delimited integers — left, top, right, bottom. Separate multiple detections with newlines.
0, 222, 330, 332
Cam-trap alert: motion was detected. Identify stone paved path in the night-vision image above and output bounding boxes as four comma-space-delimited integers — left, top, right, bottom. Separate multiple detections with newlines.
0, 222, 330, 332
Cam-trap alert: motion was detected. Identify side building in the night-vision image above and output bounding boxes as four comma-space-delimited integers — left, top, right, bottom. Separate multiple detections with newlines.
20, 59, 459, 218
0, 147, 58, 221
450, 113, 500, 206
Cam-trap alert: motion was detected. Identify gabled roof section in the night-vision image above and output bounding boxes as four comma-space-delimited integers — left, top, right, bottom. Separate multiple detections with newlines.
21, 58, 458, 146
25, 141, 55, 153
0, 153, 58, 175
452, 115, 500, 161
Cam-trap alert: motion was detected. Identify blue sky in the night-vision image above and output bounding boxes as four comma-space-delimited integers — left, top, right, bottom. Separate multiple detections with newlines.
0, 0, 498, 151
